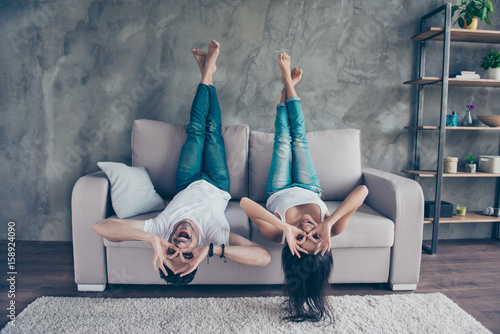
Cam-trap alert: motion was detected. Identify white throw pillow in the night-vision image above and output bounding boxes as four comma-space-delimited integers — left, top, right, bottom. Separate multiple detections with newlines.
97, 162, 165, 219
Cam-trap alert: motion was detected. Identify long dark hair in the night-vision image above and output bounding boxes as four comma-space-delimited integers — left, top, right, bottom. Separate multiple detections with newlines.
281, 245, 334, 323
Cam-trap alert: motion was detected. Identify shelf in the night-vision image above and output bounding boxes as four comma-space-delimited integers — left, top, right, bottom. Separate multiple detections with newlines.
409, 7, 500, 254
405, 126, 500, 131
424, 211, 500, 224
404, 77, 500, 87
402, 170, 500, 178
412, 27, 500, 43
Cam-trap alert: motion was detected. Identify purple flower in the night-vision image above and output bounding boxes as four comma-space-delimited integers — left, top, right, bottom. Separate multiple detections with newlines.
466, 104, 475, 111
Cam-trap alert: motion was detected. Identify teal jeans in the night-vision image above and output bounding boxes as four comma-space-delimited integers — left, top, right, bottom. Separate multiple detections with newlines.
265, 97, 322, 199
176, 84, 230, 193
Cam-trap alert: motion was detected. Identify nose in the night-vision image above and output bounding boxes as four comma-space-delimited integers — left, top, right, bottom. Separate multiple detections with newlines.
175, 242, 189, 249
302, 225, 313, 233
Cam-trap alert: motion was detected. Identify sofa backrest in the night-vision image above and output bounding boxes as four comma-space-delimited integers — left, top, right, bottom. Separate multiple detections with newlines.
249, 129, 363, 202
131, 119, 249, 200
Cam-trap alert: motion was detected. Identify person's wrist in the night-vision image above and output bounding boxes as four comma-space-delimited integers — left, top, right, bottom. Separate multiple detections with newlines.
146, 234, 158, 244
326, 220, 335, 230
213, 244, 223, 256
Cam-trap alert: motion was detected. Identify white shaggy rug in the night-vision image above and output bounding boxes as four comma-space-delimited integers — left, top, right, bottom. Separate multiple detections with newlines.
1, 293, 491, 334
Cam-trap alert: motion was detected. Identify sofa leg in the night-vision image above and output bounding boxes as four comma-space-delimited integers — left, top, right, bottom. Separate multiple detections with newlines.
390, 283, 417, 291
77, 284, 106, 292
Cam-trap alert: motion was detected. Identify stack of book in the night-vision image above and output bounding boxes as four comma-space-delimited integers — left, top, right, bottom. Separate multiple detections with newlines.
449, 71, 481, 79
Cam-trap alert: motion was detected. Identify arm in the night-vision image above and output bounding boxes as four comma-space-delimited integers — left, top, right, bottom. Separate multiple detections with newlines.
221, 232, 271, 267
72, 171, 111, 291
309, 185, 369, 255
239, 197, 283, 242
324, 185, 369, 236
93, 218, 177, 276
94, 218, 148, 242
240, 197, 307, 256
362, 167, 424, 290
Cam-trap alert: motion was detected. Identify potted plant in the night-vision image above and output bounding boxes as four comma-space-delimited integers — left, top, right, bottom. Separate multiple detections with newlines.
465, 155, 476, 173
451, 0, 495, 29
480, 49, 500, 80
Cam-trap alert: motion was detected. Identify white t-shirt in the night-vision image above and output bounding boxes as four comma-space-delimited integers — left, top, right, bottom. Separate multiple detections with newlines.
144, 180, 231, 245
266, 187, 328, 244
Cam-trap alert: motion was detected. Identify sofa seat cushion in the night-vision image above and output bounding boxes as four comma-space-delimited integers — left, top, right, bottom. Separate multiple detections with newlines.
132, 120, 249, 200
250, 202, 394, 251
327, 202, 394, 248
249, 130, 363, 202
103, 200, 250, 249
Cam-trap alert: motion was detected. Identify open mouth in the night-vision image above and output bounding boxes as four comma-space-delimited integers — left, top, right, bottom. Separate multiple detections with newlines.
300, 219, 313, 226
176, 229, 191, 241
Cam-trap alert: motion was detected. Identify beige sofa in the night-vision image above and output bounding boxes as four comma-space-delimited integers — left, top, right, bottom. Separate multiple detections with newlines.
72, 119, 424, 292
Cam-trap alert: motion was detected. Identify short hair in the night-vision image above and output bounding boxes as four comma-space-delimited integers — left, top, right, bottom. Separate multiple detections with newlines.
159, 265, 197, 285
281, 245, 334, 323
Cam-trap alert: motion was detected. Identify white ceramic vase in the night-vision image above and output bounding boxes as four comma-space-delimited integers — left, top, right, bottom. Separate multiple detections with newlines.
486, 68, 500, 80
465, 163, 476, 173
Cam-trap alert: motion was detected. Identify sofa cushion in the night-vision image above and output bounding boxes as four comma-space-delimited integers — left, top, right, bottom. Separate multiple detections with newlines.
131, 120, 249, 200
326, 202, 394, 248
249, 129, 363, 202
97, 162, 165, 218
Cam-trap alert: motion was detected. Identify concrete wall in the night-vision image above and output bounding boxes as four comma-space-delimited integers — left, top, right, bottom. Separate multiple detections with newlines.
1, 0, 499, 241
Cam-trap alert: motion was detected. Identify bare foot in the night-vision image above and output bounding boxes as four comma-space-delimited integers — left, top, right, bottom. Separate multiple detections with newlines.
278, 52, 292, 86
192, 49, 207, 75
204, 40, 219, 77
278, 52, 299, 99
291, 67, 303, 87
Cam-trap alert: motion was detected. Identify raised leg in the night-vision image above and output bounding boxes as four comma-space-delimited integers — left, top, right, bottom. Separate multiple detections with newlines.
204, 85, 230, 193
288, 99, 321, 193
266, 103, 293, 198
176, 47, 215, 193
278, 53, 321, 193
175, 83, 210, 193
266, 65, 306, 198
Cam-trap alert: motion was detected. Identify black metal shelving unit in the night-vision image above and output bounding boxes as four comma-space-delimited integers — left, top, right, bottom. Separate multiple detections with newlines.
404, 3, 500, 254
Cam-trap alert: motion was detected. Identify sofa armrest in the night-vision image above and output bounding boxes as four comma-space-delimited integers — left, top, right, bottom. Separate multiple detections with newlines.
71, 171, 112, 291
362, 167, 424, 290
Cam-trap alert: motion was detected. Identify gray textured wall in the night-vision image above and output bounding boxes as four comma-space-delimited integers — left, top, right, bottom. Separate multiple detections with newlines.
1, 0, 499, 241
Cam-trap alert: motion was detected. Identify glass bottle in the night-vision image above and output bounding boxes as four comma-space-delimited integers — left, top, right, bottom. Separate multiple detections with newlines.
462, 109, 473, 126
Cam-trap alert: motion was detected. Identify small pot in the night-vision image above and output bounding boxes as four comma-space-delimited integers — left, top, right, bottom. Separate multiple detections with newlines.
486, 68, 500, 80
464, 17, 478, 30
466, 163, 476, 173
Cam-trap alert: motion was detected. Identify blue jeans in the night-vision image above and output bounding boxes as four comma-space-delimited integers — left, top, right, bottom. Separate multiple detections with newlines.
266, 97, 322, 199
176, 84, 230, 193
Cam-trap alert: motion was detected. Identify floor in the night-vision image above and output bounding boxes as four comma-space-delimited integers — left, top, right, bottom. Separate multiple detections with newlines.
1, 239, 499, 333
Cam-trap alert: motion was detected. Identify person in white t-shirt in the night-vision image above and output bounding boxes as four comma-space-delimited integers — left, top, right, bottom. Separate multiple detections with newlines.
240, 52, 368, 322
94, 40, 270, 285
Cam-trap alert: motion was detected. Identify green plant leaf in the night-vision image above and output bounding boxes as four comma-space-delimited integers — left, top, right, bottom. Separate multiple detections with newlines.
480, 6, 488, 20
480, 49, 500, 70
458, 16, 465, 28
485, 0, 494, 13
